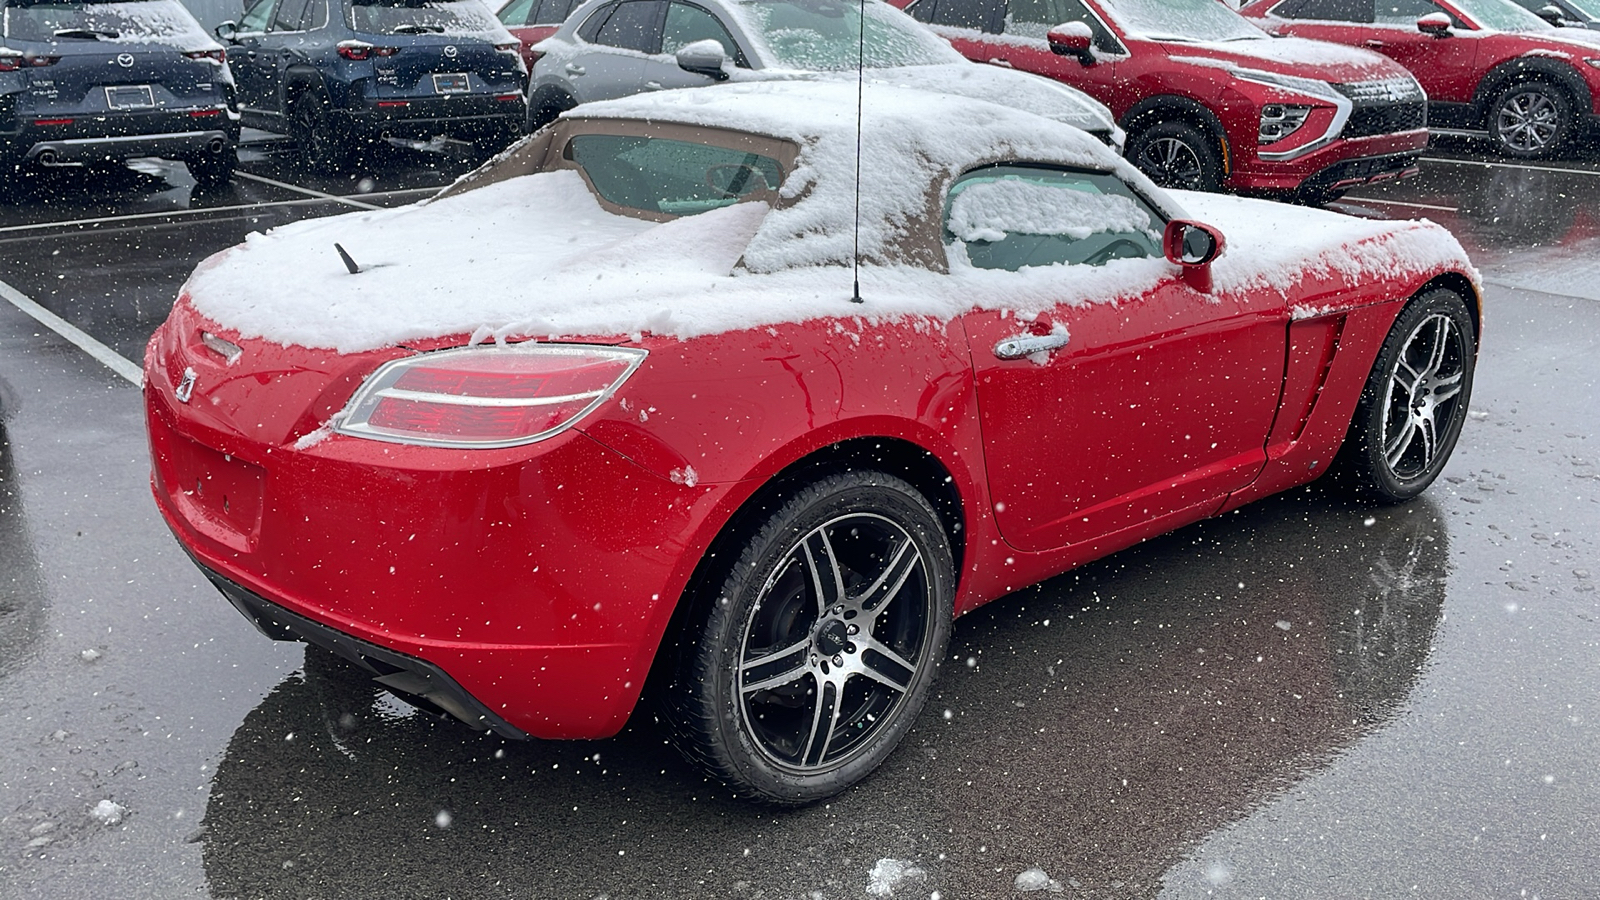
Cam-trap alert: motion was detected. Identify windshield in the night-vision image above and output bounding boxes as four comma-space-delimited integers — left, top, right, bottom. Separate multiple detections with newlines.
1448, 0, 1557, 30
734, 0, 961, 70
1, 0, 211, 44
567, 134, 785, 217
349, 0, 504, 35
1101, 0, 1267, 41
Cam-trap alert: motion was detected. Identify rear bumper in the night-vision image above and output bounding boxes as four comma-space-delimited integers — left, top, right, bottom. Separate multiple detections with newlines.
21, 128, 232, 165
336, 96, 525, 140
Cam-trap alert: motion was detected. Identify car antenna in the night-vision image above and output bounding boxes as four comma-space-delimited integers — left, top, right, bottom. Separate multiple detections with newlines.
849, 0, 866, 304
334, 243, 361, 275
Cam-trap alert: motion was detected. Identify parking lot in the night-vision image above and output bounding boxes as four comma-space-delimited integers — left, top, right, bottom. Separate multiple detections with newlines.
2, 136, 1599, 899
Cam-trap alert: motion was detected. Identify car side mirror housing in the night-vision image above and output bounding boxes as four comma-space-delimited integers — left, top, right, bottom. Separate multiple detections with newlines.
1536, 3, 1566, 23
1164, 219, 1225, 292
1416, 12, 1452, 36
1046, 22, 1096, 66
676, 39, 729, 82
215, 20, 239, 42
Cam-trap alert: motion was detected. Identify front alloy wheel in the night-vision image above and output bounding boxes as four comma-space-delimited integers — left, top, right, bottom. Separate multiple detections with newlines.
1336, 288, 1475, 502
666, 472, 954, 805
1490, 81, 1570, 159
1128, 121, 1222, 192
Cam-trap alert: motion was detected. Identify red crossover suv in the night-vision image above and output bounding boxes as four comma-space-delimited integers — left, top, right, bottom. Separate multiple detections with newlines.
897, 0, 1430, 200
1241, 0, 1600, 157
147, 82, 1478, 804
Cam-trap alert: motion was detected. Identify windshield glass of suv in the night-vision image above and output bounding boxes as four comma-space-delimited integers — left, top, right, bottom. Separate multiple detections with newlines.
1101, 0, 1267, 41
1447, 0, 1555, 30
349, 0, 503, 35
2, 0, 211, 44
734, 0, 961, 70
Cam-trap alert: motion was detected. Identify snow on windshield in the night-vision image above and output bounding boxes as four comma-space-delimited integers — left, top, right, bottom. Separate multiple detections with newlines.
732, 0, 961, 69
2, 0, 214, 46
1101, 0, 1266, 42
947, 178, 1154, 242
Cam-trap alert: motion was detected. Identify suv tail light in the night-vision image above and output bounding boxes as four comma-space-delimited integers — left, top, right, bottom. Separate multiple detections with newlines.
335, 344, 647, 448
184, 49, 226, 62
0, 52, 60, 70
337, 40, 400, 60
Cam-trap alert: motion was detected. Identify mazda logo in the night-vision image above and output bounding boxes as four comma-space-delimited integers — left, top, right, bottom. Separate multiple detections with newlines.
443, 45, 457, 58
116, 53, 135, 68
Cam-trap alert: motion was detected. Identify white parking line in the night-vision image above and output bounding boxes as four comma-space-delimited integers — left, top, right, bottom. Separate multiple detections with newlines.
0, 277, 142, 387
0, 187, 437, 237
1421, 156, 1600, 178
233, 171, 385, 210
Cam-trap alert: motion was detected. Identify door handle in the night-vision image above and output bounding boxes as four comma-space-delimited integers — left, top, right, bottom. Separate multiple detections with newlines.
565, 63, 585, 75
994, 333, 1069, 360
245, 49, 258, 59
1364, 38, 1385, 48
987, 57, 1013, 68
645, 80, 663, 90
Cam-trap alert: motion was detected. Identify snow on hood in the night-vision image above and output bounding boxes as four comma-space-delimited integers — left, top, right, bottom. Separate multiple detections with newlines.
183, 85, 1475, 354
1165, 35, 1407, 81
854, 64, 1117, 135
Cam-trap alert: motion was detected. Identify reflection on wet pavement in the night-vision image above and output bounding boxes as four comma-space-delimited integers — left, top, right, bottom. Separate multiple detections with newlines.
198, 493, 1446, 899
0, 409, 47, 682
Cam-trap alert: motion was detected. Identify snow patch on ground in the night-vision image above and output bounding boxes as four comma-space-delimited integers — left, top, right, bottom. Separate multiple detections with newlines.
91, 800, 126, 826
1014, 866, 1064, 892
867, 858, 926, 897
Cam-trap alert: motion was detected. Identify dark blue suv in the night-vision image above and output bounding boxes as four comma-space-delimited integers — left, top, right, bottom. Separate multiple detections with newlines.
1, 0, 239, 187
217, 0, 527, 172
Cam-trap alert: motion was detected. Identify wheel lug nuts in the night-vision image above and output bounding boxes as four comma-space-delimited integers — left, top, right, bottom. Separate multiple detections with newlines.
832, 655, 843, 667
846, 624, 858, 635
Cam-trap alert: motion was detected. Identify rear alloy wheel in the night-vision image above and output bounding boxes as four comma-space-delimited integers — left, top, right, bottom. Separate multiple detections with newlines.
1127, 121, 1222, 192
185, 144, 237, 189
292, 90, 352, 175
666, 472, 954, 805
1489, 81, 1572, 159
1336, 288, 1475, 502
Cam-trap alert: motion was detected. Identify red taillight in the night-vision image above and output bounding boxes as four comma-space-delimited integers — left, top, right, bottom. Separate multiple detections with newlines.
1, 52, 60, 71
336, 40, 399, 61
376, 100, 410, 108
34, 118, 75, 126
495, 92, 521, 102
184, 48, 226, 62
335, 344, 647, 448
189, 108, 222, 117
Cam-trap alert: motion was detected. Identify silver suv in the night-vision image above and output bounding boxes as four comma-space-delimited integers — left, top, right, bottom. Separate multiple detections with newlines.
526, 0, 1121, 145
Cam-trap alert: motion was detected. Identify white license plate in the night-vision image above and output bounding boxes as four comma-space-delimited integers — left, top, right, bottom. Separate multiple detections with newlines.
105, 85, 155, 109
432, 73, 470, 95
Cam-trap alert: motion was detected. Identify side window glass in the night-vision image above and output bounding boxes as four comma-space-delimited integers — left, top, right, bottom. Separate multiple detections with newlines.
591, 0, 665, 51
306, 0, 328, 28
577, 2, 616, 40
566, 133, 784, 217
1002, 0, 1115, 48
239, 0, 280, 32
944, 165, 1164, 271
552, 0, 582, 22
911, 0, 1009, 34
1375, 0, 1462, 23
499, 0, 537, 25
662, 3, 738, 58
1272, 0, 1375, 22
272, 0, 311, 30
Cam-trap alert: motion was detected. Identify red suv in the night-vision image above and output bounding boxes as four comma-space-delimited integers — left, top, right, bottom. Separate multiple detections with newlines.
1241, 0, 1600, 158
898, 0, 1430, 200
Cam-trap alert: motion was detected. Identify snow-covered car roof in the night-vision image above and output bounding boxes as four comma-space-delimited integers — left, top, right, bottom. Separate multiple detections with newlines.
183, 81, 1476, 354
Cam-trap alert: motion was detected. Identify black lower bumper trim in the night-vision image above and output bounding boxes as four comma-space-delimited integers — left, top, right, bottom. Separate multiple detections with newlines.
199, 564, 529, 740
1304, 151, 1422, 196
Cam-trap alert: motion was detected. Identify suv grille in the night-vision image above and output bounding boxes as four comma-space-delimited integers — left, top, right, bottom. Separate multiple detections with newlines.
1335, 77, 1428, 139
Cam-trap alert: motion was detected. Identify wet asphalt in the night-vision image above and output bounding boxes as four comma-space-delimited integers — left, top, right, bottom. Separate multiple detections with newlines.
0, 135, 1597, 899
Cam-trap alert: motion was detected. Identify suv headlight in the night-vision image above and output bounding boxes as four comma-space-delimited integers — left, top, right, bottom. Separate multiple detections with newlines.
1260, 104, 1312, 144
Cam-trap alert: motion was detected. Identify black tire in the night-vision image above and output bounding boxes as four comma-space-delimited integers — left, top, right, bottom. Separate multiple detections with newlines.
291, 89, 351, 175
1127, 120, 1223, 192
1488, 80, 1573, 160
664, 471, 955, 805
526, 88, 576, 135
185, 145, 237, 189
1334, 288, 1476, 503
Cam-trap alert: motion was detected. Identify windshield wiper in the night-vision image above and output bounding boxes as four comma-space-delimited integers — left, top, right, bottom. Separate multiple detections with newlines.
389, 23, 444, 34
54, 27, 122, 39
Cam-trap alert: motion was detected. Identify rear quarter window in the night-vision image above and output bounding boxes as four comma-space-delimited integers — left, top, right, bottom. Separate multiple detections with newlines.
565, 133, 784, 217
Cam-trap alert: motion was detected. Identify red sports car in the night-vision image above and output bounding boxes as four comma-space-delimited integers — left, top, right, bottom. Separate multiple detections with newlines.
146, 81, 1479, 804
1241, 0, 1600, 158
895, 0, 1431, 201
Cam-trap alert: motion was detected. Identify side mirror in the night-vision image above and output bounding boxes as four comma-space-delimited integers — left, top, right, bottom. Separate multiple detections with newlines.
1536, 4, 1566, 24
675, 39, 729, 82
1046, 22, 1096, 66
1416, 12, 1452, 36
1163, 219, 1225, 292
214, 20, 239, 42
